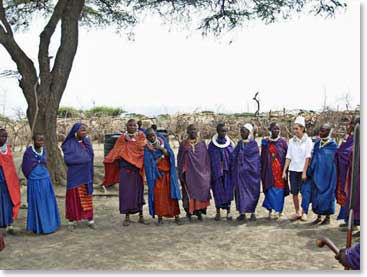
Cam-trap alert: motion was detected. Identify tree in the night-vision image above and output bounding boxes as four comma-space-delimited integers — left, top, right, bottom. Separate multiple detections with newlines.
0, 0, 346, 185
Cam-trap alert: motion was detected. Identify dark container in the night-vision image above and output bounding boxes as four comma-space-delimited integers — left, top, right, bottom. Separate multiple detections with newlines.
104, 133, 122, 157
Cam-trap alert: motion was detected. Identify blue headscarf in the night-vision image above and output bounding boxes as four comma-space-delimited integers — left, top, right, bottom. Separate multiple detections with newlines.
61, 123, 94, 195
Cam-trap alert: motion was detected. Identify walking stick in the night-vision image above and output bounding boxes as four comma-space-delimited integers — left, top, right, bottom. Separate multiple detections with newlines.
316, 237, 340, 255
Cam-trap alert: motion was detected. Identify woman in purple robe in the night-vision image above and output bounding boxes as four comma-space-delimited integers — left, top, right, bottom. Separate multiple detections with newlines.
336, 117, 359, 227
344, 130, 360, 229
232, 123, 260, 222
335, 130, 354, 222
261, 122, 289, 219
177, 124, 211, 222
208, 123, 234, 221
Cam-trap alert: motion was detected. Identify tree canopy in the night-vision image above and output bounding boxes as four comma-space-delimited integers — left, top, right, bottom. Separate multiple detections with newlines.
2, 0, 346, 36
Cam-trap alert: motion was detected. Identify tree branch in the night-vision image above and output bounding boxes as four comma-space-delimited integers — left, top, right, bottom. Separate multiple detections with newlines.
38, 0, 69, 81
51, 0, 85, 102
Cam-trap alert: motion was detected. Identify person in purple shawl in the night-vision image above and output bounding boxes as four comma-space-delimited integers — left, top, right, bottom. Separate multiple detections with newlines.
335, 120, 354, 223
335, 243, 360, 270
339, 116, 360, 230
61, 123, 95, 231
232, 123, 260, 222
307, 124, 337, 225
261, 122, 289, 220
177, 124, 211, 222
22, 133, 60, 234
208, 123, 234, 221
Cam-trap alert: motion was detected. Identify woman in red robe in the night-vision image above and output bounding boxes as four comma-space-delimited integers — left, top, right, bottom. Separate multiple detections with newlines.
0, 129, 21, 235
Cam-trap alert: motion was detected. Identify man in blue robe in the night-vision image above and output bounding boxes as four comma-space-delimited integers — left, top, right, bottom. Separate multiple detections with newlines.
208, 123, 234, 221
307, 123, 337, 225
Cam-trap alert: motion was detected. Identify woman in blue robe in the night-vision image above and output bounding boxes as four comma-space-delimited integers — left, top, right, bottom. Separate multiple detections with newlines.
22, 133, 61, 234
307, 124, 337, 225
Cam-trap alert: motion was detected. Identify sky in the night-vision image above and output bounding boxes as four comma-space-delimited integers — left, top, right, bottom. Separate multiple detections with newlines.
0, 1, 360, 118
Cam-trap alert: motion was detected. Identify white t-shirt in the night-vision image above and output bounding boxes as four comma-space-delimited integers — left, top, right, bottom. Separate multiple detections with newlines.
286, 134, 313, 172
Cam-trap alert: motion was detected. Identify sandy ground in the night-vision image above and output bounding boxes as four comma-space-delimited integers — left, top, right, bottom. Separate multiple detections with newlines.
0, 144, 360, 270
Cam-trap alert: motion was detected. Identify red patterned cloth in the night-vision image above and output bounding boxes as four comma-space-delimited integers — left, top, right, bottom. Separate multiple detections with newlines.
66, 184, 93, 221
269, 144, 285, 189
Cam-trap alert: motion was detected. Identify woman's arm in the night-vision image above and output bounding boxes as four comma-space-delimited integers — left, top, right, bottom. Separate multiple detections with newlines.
282, 158, 291, 179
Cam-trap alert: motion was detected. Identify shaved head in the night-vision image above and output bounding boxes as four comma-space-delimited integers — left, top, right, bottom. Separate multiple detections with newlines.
321, 123, 332, 131
145, 127, 155, 136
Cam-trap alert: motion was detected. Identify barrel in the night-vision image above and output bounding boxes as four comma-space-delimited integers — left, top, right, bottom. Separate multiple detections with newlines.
104, 133, 122, 157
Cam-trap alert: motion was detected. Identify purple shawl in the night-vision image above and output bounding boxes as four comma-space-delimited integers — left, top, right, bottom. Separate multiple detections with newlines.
346, 243, 360, 270
21, 146, 47, 178
207, 137, 233, 181
177, 140, 211, 202
260, 137, 289, 194
335, 135, 353, 205
232, 140, 261, 213
61, 123, 94, 195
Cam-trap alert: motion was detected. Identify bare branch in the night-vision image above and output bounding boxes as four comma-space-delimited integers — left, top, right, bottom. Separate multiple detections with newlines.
0, 0, 13, 36
38, 0, 69, 81
50, 0, 85, 101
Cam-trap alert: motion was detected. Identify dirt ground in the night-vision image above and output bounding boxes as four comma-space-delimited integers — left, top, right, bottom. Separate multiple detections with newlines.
0, 144, 360, 270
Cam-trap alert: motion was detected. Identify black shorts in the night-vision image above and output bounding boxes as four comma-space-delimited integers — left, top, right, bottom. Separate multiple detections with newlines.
289, 171, 303, 195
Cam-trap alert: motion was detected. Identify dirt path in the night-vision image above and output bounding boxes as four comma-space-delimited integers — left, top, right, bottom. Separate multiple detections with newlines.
0, 186, 358, 270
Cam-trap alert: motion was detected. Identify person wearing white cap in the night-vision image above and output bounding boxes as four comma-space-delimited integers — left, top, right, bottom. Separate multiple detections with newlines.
232, 123, 261, 223
282, 116, 313, 221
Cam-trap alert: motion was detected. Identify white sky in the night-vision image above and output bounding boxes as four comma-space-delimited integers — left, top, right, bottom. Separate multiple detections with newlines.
0, 2, 360, 118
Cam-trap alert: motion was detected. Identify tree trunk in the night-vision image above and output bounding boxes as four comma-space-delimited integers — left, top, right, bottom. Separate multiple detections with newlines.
26, 87, 66, 186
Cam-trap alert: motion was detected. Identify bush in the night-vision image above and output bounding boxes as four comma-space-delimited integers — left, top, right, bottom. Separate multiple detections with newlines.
58, 107, 81, 118
125, 113, 147, 119
85, 106, 126, 118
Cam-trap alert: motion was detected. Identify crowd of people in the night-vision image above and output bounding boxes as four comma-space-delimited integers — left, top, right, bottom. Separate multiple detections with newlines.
0, 115, 360, 269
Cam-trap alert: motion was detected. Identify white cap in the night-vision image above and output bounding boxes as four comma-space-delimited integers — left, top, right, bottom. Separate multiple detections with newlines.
243, 123, 253, 133
294, 116, 305, 127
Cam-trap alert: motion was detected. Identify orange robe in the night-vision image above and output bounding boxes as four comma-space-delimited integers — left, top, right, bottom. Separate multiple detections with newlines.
153, 157, 180, 217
